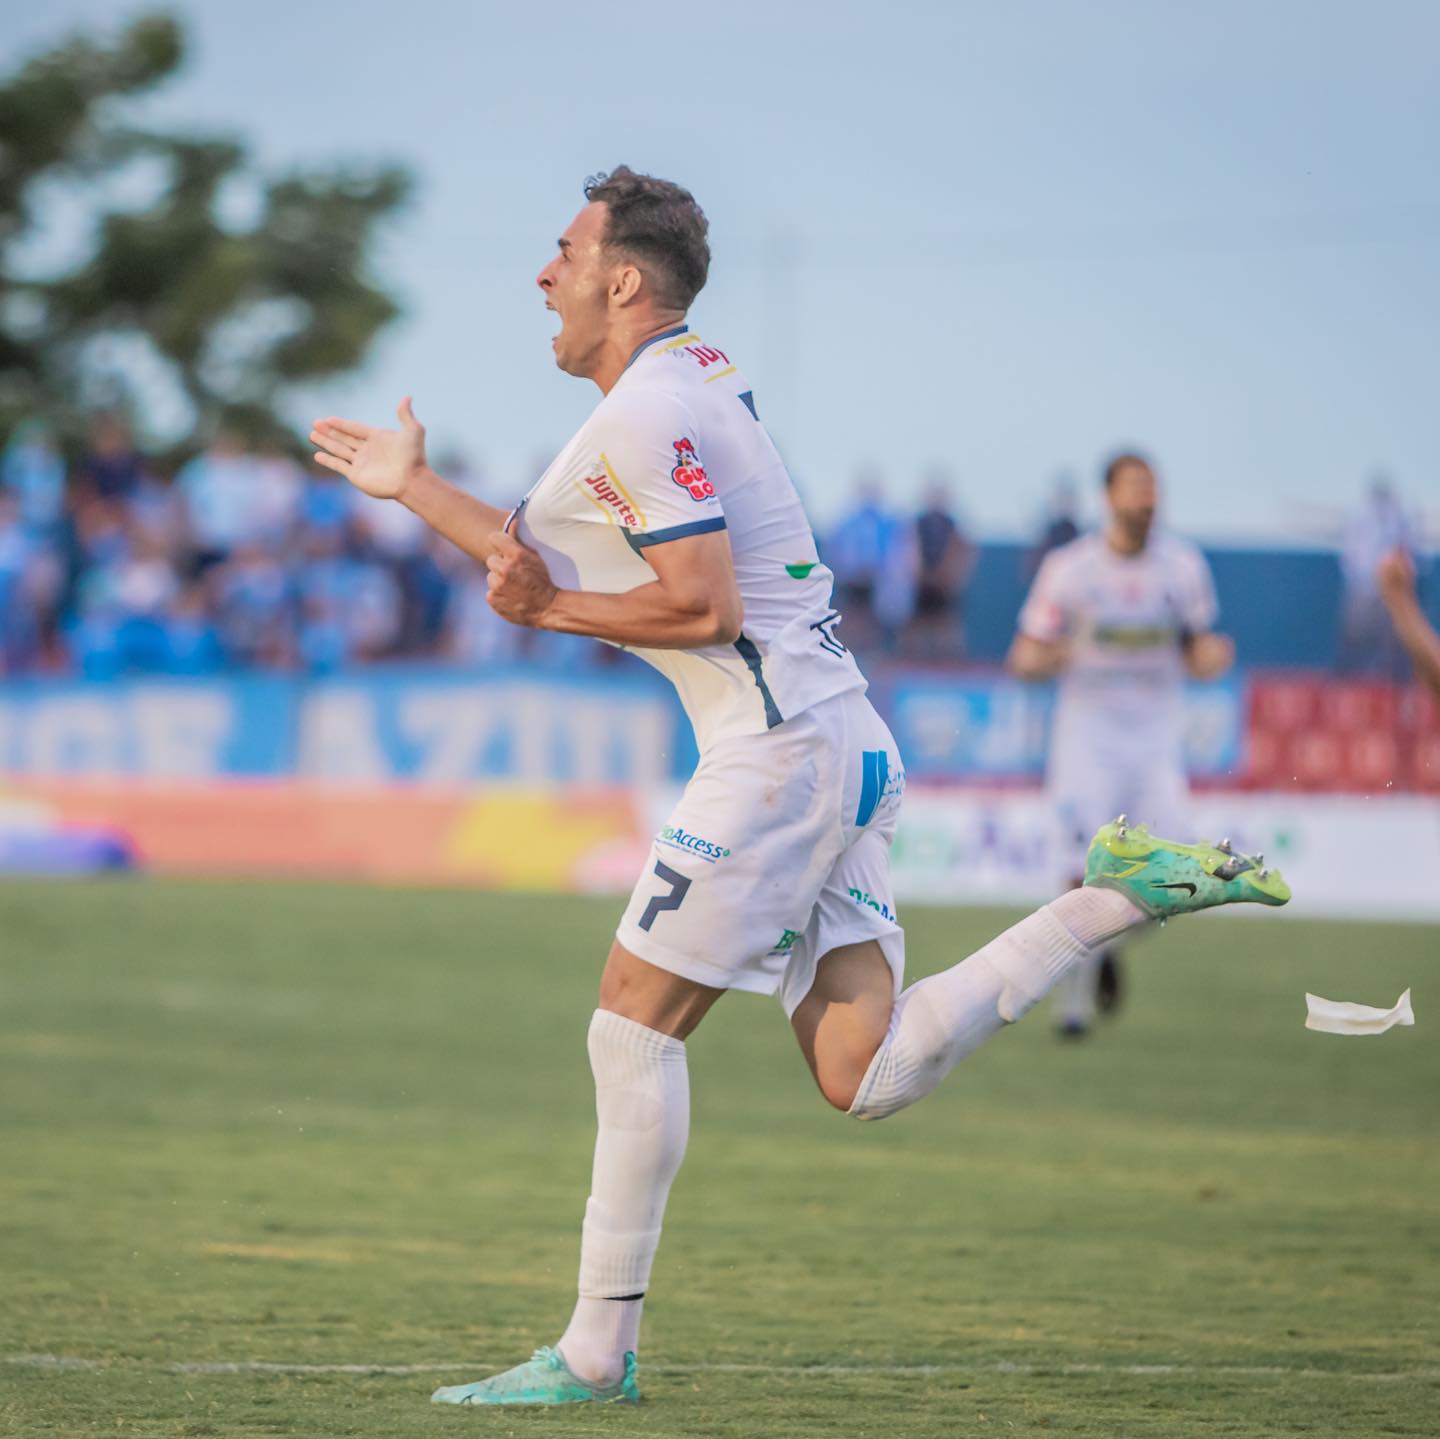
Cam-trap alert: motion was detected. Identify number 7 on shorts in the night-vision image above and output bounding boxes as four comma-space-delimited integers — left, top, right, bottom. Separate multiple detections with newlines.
639, 860, 692, 932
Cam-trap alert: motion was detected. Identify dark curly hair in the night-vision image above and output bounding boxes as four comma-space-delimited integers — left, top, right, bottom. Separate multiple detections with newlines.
583, 166, 710, 311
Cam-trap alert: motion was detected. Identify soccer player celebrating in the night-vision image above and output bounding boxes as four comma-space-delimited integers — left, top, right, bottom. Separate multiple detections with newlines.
310, 170, 1288, 1408
1008, 454, 1236, 1036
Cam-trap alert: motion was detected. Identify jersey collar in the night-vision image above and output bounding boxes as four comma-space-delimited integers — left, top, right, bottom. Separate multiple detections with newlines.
622, 323, 692, 374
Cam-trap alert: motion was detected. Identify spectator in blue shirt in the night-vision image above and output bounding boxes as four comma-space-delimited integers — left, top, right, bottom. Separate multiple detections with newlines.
825, 473, 905, 652
75, 413, 147, 503
177, 430, 266, 571
2, 421, 66, 537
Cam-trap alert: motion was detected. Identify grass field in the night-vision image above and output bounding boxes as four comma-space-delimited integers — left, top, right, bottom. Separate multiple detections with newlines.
2, 878, 1437, 1437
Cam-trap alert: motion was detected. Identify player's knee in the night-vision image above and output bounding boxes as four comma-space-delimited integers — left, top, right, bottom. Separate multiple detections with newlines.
814, 1039, 883, 1114
596, 941, 722, 1041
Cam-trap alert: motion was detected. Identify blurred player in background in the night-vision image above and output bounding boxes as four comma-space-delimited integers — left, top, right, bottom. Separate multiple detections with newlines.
1378, 548, 1440, 699
1008, 454, 1235, 1036
311, 173, 1286, 1409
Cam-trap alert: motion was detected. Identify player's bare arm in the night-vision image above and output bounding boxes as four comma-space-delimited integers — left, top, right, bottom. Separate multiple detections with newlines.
1378, 548, 1440, 699
1007, 632, 1069, 678
485, 528, 743, 649
1181, 629, 1235, 680
309, 398, 510, 565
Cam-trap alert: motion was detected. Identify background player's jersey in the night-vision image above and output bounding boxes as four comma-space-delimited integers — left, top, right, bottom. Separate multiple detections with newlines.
511, 326, 866, 752
1018, 531, 1218, 761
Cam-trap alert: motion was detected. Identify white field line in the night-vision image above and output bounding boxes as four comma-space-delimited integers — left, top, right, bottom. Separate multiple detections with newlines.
4, 1353, 1438, 1383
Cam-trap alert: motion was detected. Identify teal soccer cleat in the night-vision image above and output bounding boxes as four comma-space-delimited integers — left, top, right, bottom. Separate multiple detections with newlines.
1084, 816, 1292, 919
431, 1346, 640, 1407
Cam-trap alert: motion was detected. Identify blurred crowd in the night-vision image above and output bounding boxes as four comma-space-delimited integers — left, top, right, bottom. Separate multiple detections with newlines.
0, 417, 1425, 679
0, 416, 595, 678
0, 418, 991, 678
811, 468, 981, 661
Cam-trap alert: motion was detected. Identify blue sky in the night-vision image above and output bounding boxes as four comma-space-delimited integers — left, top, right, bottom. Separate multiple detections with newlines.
6, 0, 1438, 541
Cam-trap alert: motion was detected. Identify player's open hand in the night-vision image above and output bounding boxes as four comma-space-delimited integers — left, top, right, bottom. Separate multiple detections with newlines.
309, 398, 427, 501
486, 531, 559, 628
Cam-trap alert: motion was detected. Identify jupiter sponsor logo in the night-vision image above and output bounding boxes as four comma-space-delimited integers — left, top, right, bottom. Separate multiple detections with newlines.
581, 471, 640, 528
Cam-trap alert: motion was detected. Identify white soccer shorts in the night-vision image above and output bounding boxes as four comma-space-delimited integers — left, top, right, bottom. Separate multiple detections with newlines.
617, 688, 906, 1016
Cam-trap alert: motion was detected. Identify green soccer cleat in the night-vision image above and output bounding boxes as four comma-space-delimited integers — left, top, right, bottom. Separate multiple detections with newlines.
430, 1346, 640, 1407
1084, 815, 1292, 919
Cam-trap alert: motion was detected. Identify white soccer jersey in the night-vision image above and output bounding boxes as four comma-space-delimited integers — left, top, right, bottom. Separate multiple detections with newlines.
1018, 531, 1218, 761
511, 326, 866, 751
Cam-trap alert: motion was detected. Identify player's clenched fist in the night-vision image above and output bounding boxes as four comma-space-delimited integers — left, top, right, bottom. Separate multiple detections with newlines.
486, 531, 559, 627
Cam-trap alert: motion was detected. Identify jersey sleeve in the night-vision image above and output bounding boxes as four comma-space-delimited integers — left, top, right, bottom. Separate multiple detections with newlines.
1177, 543, 1220, 634
1018, 549, 1074, 642
585, 389, 726, 550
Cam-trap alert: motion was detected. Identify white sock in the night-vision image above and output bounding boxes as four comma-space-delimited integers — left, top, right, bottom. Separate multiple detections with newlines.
848, 887, 1145, 1121
557, 1009, 689, 1385
560, 1296, 643, 1383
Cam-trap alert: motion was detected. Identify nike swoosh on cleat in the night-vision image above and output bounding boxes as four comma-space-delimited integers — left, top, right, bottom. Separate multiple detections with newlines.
1151, 881, 1197, 896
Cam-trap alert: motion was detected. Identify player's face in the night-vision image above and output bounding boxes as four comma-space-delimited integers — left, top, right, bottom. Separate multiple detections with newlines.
537, 202, 618, 379
1107, 462, 1157, 546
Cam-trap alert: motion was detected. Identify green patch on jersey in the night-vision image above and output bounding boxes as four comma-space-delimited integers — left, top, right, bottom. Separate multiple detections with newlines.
785, 562, 818, 579
1092, 622, 1180, 649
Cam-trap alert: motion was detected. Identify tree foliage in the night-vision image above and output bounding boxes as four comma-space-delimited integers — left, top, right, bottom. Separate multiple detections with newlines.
0, 13, 411, 453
